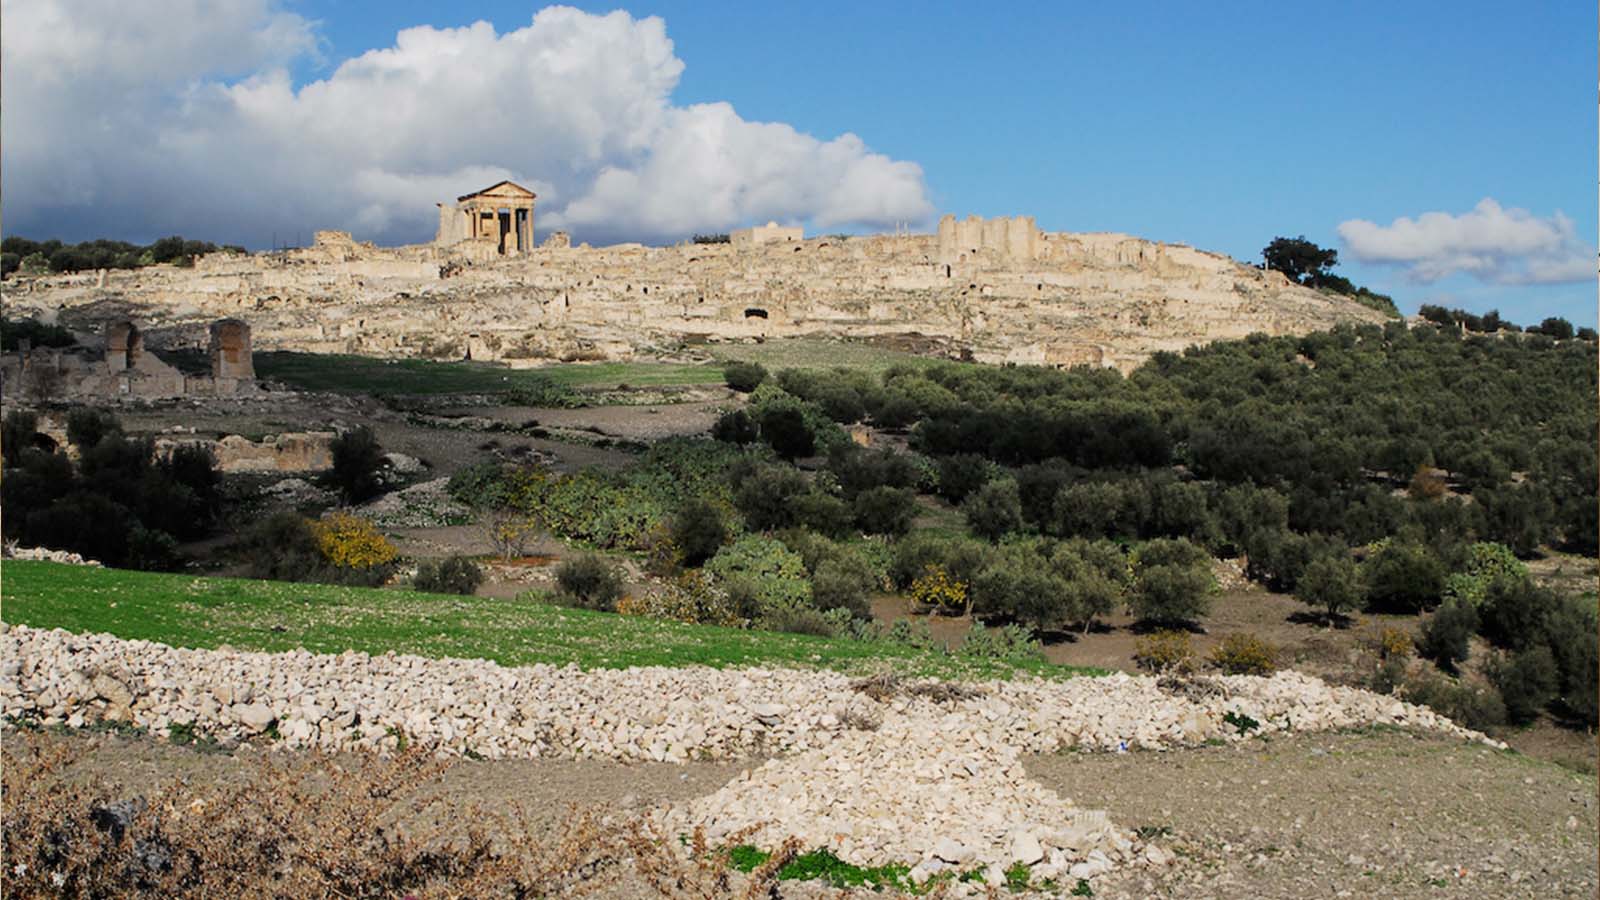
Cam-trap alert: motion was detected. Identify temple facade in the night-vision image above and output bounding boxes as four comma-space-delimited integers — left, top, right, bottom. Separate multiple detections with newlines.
435, 181, 537, 255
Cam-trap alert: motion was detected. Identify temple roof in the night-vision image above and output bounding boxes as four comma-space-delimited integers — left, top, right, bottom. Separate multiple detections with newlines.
457, 180, 537, 203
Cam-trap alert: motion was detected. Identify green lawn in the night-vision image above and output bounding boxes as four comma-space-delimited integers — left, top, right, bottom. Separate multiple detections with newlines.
0, 562, 1096, 680
705, 338, 952, 374
251, 351, 723, 395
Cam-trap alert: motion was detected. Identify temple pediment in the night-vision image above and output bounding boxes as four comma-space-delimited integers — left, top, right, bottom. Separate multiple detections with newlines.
457, 181, 537, 203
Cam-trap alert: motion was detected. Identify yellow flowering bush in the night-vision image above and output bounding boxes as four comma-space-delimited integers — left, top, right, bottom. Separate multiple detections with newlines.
910, 564, 969, 615
1133, 629, 1194, 674
312, 513, 398, 569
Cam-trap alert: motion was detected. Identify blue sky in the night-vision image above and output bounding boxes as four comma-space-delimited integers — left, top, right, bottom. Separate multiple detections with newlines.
5, 1, 1594, 324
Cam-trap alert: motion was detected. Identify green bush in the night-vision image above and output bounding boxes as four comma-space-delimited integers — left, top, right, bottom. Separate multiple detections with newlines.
712, 408, 759, 444
1440, 542, 1528, 609
1486, 645, 1558, 725
959, 622, 1043, 661
329, 426, 386, 503
1208, 632, 1279, 675
852, 486, 916, 536
1129, 538, 1215, 626
240, 511, 327, 582
963, 479, 1024, 542
414, 556, 484, 595
447, 460, 511, 508
1361, 541, 1444, 613
934, 453, 991, 504
1, 317, 75, 351
1294, 552, 1364, 621
757, 406, 814, 460
733, 463, 810, 531
3, 409, 39, 467
705, 534, 811, 613
811, 554, 877, 620
553, 553, 626, 611
790, 490, 853, 538
1401, 669, 1507, 731
723, 361, 768, 393
1419, 599, 1478, 672
1543, 596, 1599, 726
65, 408, 120, 449
669, 497, 729, 567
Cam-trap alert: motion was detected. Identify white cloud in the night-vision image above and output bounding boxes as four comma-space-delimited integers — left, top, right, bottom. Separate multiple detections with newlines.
0, 3, 934, 246
1337, 199, 1594, 286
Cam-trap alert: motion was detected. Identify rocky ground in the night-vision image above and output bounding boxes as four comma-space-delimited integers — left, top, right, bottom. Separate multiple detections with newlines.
3, 622, 1529, 893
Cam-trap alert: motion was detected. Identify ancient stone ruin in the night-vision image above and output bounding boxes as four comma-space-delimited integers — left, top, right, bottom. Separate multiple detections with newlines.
5, 203, 1391, 373
1, 318, 259, 401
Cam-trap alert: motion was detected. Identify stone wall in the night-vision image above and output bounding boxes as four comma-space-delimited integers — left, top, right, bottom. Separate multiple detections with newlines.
3, 219, 1390, 373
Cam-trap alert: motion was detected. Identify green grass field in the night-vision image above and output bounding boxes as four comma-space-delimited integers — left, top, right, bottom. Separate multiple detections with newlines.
0, 561, 1096, 680
705, 338, 951, 374
251, 351, 723, 395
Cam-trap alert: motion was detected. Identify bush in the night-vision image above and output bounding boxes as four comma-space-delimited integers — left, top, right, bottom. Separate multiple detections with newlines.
447, 461, 511, 508
704, 534, 811, 613
934, 454, 990, 504
909, 564, 969, 615
733, 464, 810, 532
2, 409, 38, 466
241, 511, 325, 581
852, 486, 916, 536
617, 570, 744, 627
1543, 596, 1599, 726
723, 361, 767, 393
963, 479, 1024, 542
959, 623, 1043, 661
711, 409, 759, 444
414, 556, 484, 595
757, 597, 847, 637
1133, 630, 1194, 674
65, 408, 120, 449
790, 490, 853, 538
1129, 539, 1214, 626
1293, 552, 1363, 621
1208, 633, 1279, 675
1440, 542, 1527, 609
553, 553, 626, 611
1478, 575, 1557, 650
811, 554, 877, 620
1419, 599, 1477, 672
669, 498, 729, 567
1486, 646, 1558, 724
1401, 669, 1507, 731
890, 532, 991, 590
328, 426, 386, 503
756, 407, 814, 460
310, 513, 398, 586
1361, 541, 1444, 613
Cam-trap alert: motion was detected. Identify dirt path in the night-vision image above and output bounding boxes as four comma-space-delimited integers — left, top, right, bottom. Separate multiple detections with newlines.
1028, 729, 1598, 898
16, 728, 1593, 897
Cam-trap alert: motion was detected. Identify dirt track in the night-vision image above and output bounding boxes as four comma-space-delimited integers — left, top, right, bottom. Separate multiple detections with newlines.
16, 727, 1594, 897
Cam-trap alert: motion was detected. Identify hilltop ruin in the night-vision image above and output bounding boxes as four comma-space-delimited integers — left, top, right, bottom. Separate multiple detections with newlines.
3, 200, 1390, 373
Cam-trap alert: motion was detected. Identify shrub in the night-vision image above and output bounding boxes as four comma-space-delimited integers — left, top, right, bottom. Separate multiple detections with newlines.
852, 486, 916, 536
1208, 633, 1279, 675
328, 426, 386, 503
711, 408, 759, 444
959, 623, 1042, 661
723, 361, 768, 393
757, 407, 814, 460
1378, 626, 1414, 661
617, 570, 744, 627
963, 478, 1024, 542
1400, 670, 1507, 731
1478, 575, 1557, 650
811, 555, 877, 620
970, 552, 1068, 633
1293, 552, 1363, 621
311, 513, 399, 584
757, 596, 846, 637
670, 498, 729, 567
910, 564, 969, 615
414, 556, 484, 595
934, 453, 990, 504
790, 490, 853, 538
1133, 630, 1194, 674
447, 460, 511, 508
1361, 541, 1444, 613
1543, 596, 1599, 726
1487, 645, 1558, 724
704, 534, 811, 613
1440, 542, 1528, 609
1129, 539, 1214, 626
2, 409, 38, 466
241, 511, 325, 581
65, 407, 120, 449
733, 463, 810, 531
553, 553, 626, 611
1419, 599, 1477, 672
890, 532, 991, 591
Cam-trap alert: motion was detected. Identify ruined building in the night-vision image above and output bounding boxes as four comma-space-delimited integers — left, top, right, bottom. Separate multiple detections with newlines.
434, 181, 537, 257
2, 318, 258, 401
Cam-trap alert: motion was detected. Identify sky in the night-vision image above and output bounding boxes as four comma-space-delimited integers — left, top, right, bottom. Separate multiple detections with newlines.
3, 1, 1594, 325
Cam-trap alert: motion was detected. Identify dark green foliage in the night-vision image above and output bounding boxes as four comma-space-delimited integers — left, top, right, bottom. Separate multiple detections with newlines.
65, 408, 121, 449
0, 234, 229, 275
711, 408, 759, 444
963, 479, 1024, 542
1529, 317, 1575, 340
24, 493, 135, 567
889, 531, 991, 590
934, 453, 990, 503
1262, 235, 1338, 286
3, 409, 38, 466
1478, 575, 1557, 650
1400, 670, 1507, 731
722, 360, 767, 393
757, 406, 815, 460
732, 463, 811, 531
789, 490, 853, 538
851, 486, 916, 536
825, 446, 921, 498
1487, 645, 1559, 724
1294, 551, 1363, 620
1130, 539, 1214, 626
1419, 599, 1477, 671
446, 460, 511, 508
1361, 542, 1444, 613
670, 498, 729, 566
553, 554, 625, 611
328, 426, 386, 503
812, 555, 877, 620
1542, 597, 1599, 726
1, 317, 75, 351
414, 556, 484, 595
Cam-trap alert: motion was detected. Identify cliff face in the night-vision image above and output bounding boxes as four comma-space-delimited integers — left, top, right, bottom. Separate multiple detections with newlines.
5, 221, 1389, 372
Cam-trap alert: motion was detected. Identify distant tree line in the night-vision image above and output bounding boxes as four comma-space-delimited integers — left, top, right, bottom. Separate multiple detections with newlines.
1261, 235, 1399, 318
1418, 304, 1591, 341
1, 236, 246, 277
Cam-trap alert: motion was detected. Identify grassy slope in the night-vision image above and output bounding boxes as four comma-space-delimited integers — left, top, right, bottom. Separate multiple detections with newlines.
0, 562, 1096, 680
252, 352, 722, 394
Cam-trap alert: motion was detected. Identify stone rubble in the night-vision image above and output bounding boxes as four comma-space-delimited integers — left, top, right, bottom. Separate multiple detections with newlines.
2, 546, 102, 566
0, 623, 1502, 883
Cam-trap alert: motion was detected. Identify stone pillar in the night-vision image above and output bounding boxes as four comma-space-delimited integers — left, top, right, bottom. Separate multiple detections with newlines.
209, 319, 254, 380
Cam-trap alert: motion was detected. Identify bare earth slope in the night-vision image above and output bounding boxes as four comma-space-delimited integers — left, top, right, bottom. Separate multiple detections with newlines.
5, 225, 1389, 371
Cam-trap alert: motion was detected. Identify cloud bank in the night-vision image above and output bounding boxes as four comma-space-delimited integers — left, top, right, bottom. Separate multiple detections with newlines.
0, 2, 934, 247
1337, 199, 1593, 285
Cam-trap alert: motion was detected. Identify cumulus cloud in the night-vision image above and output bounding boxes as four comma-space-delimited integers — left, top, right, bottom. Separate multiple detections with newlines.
1337, 199, 1594, 285
0, 3, 934, 246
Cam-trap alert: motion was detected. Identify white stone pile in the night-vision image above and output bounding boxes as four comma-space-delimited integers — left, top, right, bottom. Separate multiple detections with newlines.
3, 546, 101, 566
0, 623, 1502, 883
